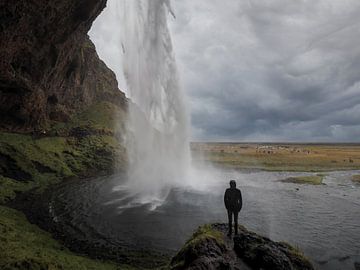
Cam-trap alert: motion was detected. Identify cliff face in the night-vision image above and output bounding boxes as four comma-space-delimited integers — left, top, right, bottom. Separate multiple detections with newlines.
0, 0, 126, 132
0, 0, 129, 215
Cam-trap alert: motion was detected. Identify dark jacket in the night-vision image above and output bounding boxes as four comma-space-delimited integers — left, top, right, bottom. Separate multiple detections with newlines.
224, 187, 242, 212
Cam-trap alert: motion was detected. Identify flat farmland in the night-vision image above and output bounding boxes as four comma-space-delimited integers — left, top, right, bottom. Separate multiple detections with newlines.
191, 143, 360, 172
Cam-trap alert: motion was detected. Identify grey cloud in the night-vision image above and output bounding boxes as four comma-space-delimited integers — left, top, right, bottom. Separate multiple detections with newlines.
90, 0, 360, 142
168, 0, 360, 142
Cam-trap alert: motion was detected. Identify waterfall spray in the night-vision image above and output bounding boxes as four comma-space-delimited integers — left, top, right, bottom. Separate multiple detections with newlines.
117, 0, 190, 208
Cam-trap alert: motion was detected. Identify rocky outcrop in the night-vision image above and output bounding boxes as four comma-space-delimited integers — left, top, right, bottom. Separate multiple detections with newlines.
233, 225, 314, 270
0, 0, 127, 132
171, 224, 314, 270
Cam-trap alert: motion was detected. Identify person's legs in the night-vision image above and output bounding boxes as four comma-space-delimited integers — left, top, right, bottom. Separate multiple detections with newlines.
234, 211, 239, 235
227, 209, 233, 235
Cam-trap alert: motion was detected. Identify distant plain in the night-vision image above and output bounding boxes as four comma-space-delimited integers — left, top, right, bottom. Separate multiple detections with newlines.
191, 142, 360, 173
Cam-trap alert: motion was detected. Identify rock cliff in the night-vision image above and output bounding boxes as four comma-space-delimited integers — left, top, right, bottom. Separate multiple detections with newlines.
0, 0, 126, 132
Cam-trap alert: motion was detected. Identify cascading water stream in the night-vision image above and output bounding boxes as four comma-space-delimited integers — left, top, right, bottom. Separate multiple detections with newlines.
115, 0, 191, 209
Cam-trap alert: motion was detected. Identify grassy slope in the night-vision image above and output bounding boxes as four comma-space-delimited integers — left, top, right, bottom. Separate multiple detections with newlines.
0, 101, 137, 269
0, 102, 126, 204
0, 206, 127, 270
192, 143, 360, 171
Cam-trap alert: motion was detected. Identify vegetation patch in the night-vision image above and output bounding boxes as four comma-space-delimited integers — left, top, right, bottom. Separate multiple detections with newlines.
351, 175, 360, 183
187, 224, 224, 247
0, 102, 132, 269
278, 241, 310, 265
279, 175, 324, 185
233, 225, 314, 270
0, 205, 130, 270
192, 143, 360, 172
170, 224, 225, 269
0, 102, 128, 204
50, 101, 127, 137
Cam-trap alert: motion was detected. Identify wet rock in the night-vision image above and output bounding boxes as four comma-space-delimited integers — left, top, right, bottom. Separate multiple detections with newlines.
170, 224, 233, 270
0, 0, 127, 132
234, 226, 314, 270
171, 223, 314, 270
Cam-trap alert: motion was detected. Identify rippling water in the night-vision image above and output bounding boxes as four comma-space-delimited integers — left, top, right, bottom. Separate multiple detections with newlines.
50, 168, 360, 270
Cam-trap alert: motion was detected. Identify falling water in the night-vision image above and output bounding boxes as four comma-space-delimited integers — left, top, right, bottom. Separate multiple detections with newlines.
117, 0, 190, 208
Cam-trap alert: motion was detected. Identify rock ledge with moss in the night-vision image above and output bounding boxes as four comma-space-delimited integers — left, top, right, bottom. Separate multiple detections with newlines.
171, 223, 314, 270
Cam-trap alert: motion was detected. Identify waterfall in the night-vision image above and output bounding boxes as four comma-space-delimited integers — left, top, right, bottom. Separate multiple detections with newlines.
117, 0, 190, 208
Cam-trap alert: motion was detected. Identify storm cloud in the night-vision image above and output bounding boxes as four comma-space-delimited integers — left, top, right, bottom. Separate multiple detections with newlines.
90, 0, 360, 142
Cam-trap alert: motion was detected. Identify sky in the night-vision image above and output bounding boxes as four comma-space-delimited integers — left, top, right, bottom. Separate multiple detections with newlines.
90, 0, 360, 142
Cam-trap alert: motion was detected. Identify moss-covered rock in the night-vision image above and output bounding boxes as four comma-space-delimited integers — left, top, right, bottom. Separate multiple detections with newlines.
170, 225, 227, 270
0, 133, 126, 204
0, 101, 131, 268
171, 223, 314, 270
0, 101, 127, 204
233, 225, 314, 270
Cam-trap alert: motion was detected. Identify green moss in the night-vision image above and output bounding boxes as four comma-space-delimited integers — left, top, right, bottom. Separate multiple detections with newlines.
278, 241, 314, 269
0, 101, 134, 268
280, 175, 324, 185
51, 101, 127, 136
0, 131, 126, 204
191, 224, 224, 245
279, 241, 306, 258
0, 176, 34, 204
0, 205, 128, 270
177, 224, 224, 259
170, 224, 225, 269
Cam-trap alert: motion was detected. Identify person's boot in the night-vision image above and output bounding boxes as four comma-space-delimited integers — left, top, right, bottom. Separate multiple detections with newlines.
227, 226, 232, 237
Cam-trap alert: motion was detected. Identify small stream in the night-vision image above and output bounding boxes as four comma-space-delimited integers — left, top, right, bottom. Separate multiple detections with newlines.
49, 168, 360, 270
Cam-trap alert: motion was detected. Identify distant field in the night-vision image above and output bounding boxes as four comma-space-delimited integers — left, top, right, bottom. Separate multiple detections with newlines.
191, 143, 360, 172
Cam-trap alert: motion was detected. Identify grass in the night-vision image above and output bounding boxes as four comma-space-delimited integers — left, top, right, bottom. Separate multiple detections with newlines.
50, 101, 127, 136
278, 241, 313, 269
175, 224, 225, 259
279, 175, 325, 185
188, 224, 224, 246
0, 132, 126, 204
170, 224, 225, 269
191, 143, 360, 172
0, 101, 128, 203
0, 101, 134, 269
351, 175, 360, 183
0, 205, 134, 270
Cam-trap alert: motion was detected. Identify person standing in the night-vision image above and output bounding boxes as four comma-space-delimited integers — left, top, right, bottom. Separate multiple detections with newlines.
224, 180, 242, 236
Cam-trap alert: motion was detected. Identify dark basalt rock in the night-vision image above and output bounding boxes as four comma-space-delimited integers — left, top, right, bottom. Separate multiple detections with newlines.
0, 0, 127, 132
232, 224, 314, 270
171, 223, 314, 270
